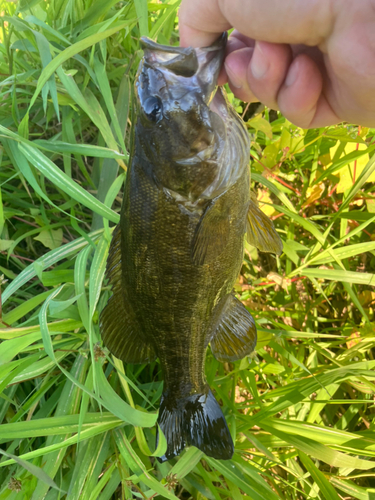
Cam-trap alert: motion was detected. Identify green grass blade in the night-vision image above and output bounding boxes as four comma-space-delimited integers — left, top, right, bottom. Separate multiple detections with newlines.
28, 21, 135, 110
19, 143, 119, 223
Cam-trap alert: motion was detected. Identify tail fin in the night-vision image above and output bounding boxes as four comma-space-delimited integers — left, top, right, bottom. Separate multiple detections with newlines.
156, 388, 234, 462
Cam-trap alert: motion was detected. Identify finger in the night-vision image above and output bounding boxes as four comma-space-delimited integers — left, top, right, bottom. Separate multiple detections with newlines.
224, 47, 258, 102
246, 41, 292, 109
228, 30, 256, 51
179, 0, 230, 47
277, 54, 340, 128
218, 32, 255, 86
179, 0, 333, 48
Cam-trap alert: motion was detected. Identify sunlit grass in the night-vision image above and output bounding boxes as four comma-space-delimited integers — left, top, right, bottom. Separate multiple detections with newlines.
0, 1, 374, 498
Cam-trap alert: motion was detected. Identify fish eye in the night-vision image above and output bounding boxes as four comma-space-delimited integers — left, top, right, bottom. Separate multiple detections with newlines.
143, 96, 163, 122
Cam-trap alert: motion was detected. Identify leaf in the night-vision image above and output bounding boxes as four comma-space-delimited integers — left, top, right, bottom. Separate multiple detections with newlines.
33, 30, 60, 120
259, 143, 279, 169
2, 290, 53, 325
2, 229, 103, 305
299, 452, 341, 500
206, 458, 279, 500
134, 0, 149, 36
256, 189, 277, 217
330, 477, 375, 500
114, 429, 180, 500
0, 449, 66, 493
311, 241, 375, 265
19, 143, 119, 223
0, 239, 14, 251
273, 204, 325, 244
252, 172, 296, 212
34, 140, 127, 159
280, 125, 304, 155
328, 142, 374, 193
261, 419, 374, 470
169, 448, 203, 479
301, 182, 325, 207
303, 268, 375, 285
89, 235, 109, 318
0, 332, 43, 364
336, 151, 375, 215
34, 228, 63, 250
28, 21, 135, 110
11, 39, 37, 52
248, 115, 273, 139
56, 69, 119, 153
366, 198, 375, 213
24, 15, 71, 45
0, 413, 120, 442
95, 364, 158, 428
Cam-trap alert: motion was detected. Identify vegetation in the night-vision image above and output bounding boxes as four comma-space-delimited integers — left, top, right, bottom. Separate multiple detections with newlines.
0, 1, 374, 498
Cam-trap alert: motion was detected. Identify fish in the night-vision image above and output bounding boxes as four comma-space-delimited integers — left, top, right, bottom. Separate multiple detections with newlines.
100, 33, 282, 462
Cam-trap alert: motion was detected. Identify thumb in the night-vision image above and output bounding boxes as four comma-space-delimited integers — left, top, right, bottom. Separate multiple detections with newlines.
179, 0, 333, 48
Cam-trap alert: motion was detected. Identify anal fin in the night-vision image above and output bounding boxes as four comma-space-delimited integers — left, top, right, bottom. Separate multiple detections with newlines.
247, 193, 283, 255
211, 294, 257, 362
100, 225, 156, 364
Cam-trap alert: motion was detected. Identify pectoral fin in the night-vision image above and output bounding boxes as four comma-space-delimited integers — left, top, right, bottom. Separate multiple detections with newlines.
100, 225, 156, 364
211, 294, 257, 362
247, 193, 283, 255
192, 196, 230, 265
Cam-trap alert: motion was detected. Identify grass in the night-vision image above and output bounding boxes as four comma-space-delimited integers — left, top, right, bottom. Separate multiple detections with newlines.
0, 0, 375, 498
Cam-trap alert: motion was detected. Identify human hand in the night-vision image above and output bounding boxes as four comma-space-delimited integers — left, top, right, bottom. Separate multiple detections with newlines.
179, 0, 375, 128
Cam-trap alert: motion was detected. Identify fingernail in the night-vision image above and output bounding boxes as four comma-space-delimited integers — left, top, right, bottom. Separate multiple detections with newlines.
285, 59, 299, 87
224, 61, 242, 89
250, 41, 269, 79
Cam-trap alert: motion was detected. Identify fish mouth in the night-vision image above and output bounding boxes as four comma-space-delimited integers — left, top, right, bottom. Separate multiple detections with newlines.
140, 38, 198, 77
140, 33, 227, 76
140, 33, 227, 101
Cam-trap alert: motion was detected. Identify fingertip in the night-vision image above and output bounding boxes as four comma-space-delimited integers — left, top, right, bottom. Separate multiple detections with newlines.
277, 54, 325, 128
223, 47, 258, 101
179, 24, 218, 48
178, 0, 231, 48
227, 30, 255, 52
217, 65, 228, 86
218, 33, 254, 86
225, 48, 253, 86
245, 41, 292, 109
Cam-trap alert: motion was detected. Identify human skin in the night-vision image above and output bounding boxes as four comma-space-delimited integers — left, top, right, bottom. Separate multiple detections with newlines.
179, 0, 375, 128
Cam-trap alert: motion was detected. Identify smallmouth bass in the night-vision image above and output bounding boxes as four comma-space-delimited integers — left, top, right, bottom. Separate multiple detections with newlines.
100, 34, 282, 462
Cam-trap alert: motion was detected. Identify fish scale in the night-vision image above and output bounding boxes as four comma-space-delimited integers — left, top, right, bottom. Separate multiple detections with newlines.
100, 34, 282, 462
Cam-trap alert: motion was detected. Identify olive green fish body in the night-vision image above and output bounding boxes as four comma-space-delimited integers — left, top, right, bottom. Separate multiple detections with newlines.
122, 150, 250, 391
101, 35, 282, 461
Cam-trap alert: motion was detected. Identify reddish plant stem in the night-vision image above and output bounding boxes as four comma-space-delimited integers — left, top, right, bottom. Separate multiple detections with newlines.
272, 213, 284, 220
328, 185, 337, 197
256, 276, 306, 287
251, 155, 301, 196
348, 219, 373, 238
12, 216, 39, 228
0, 251, 35, 262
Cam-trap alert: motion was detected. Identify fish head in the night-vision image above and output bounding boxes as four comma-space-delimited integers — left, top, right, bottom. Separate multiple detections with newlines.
134, 34, 228, 197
